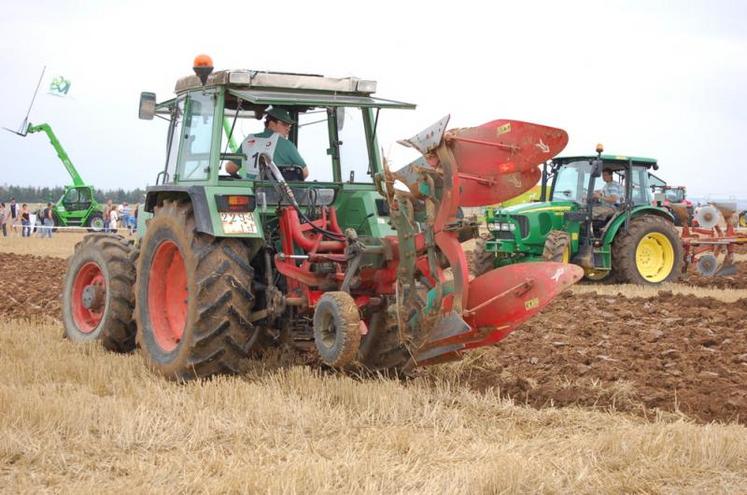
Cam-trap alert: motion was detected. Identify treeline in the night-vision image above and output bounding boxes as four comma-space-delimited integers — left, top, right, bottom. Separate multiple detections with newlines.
0, 185, 147, 204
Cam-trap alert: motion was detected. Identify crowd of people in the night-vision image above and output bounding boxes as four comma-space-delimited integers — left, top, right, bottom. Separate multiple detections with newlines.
0, 197, 138, 237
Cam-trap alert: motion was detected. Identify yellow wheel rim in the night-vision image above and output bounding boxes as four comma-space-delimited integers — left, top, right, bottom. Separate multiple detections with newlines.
740, 214, 747, 228
635, 232, 675, 283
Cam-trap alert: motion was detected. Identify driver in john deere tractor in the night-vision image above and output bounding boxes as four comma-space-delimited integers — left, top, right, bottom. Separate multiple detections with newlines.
226, 106, 308, 180
591, 167, 622, 220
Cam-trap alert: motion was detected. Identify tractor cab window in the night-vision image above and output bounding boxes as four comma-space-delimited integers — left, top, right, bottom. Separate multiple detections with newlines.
163, 98, 185, 184
338, 108, 373, 183
552, 160, 593, 203
297, 110, 333, 182
219, 102, 373, 184
62, 188, 79, 207
177, 92, 215, 181
630, 166, 653, 205
665, 189, 684, 203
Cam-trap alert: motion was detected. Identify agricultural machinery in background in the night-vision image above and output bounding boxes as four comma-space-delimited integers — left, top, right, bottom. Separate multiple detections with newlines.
6, 122, 106, 230
61, 57, 582, 379
649, 174, 693, 227
475, 146, 684, 285
682, 203, 747, 276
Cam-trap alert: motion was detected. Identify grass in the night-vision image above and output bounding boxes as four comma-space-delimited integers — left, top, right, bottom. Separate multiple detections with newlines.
1, 320, 746, 494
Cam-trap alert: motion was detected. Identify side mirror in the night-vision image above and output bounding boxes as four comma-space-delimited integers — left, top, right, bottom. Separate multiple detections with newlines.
336, 107, 345, 131
591, 159, 603, 178
139, 92, 156, 120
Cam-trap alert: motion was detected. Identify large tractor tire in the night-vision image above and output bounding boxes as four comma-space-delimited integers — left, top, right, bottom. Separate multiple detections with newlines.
62, 234, 136, 352
86, 213, 105, 232
468, 234, 495, 277
542, 230, 571, 263
313, 291, 362, 368
134, 199, 259, 380
611, 215, 684, 285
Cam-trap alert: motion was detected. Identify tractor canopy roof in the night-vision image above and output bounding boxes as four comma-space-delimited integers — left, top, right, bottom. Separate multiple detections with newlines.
172, 69, 416, 109
555, 154, 658, 170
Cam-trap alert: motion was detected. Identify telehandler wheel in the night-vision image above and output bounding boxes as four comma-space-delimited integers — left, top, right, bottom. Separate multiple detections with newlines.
542, 230, 571, 263
611, 215, 684, 285
86, 213, 105, 233
468, 234, 495, 277
313, 292, 362, 368
135, 199, 259, 380
62, 234, 136, 352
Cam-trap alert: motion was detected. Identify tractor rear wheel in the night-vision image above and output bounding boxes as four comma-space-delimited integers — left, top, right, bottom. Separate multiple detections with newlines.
611, 215, 683, 285
134, 199, 259, 380
542, 230, 571, 263
313, 291, 362, 367
468, 234, 495, 277
62, 234, 136, 352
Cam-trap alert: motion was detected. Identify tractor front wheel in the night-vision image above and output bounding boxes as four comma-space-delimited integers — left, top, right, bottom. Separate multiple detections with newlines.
611, 215, 683, 285
87, 213, 105, 232
542, 230, 571, 263
313, 292, 362, 367
134, 199, 259, 380
62, 234, 136, 351
468, 234, 495, 277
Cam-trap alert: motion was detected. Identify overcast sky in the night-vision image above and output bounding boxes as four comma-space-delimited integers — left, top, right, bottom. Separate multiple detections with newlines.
1, 0, 745, 198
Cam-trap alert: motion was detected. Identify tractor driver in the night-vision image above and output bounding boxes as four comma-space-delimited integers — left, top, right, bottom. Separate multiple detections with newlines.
591, 167, 623, 220
225, 107, 309, 180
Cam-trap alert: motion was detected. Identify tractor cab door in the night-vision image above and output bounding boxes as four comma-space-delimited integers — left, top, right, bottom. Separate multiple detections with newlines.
60, 187, 93, 224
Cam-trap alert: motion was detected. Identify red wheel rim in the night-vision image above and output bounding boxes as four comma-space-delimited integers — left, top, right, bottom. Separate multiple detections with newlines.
71, 261, 106, 333
148, 240, 188, 352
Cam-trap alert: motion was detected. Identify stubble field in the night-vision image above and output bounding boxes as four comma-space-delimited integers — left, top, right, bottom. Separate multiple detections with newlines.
0, 234, 746, 493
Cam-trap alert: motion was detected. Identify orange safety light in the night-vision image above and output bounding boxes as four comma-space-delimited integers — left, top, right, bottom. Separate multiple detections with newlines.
193, 54, 214, 85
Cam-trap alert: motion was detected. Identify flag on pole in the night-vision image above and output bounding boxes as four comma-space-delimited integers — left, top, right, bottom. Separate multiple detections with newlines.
48, 75, 71, 97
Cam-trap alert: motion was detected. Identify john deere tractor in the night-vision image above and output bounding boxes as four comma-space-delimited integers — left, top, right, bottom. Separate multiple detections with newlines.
475, 145, 684, 285
61, 56, 582, 380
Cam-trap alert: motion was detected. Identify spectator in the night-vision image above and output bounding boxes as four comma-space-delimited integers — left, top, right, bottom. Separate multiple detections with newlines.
42, 202, 54, 238
9, 198, 18, 235
109, 203, 119, 231
0, 203, 6, 237
20, 204, 30, 237
121, 202, 132, 234
103, 199, 112, 232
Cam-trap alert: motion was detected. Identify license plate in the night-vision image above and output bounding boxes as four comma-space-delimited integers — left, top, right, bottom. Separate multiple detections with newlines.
220, 212, 258, 234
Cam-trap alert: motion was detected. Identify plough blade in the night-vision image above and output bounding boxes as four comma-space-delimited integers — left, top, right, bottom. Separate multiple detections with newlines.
449, 119, 569, 176
464, 262, 583, 337
448, 119, 568, 206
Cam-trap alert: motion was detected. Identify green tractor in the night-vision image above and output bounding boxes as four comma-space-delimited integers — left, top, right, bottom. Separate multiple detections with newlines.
475, 145, 684, 285
60, 57, 582, 379
20, 123, 106, 231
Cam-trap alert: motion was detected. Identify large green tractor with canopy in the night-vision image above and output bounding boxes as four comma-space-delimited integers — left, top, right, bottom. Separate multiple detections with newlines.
475, 145, 684, 285
59, 55, 582, 380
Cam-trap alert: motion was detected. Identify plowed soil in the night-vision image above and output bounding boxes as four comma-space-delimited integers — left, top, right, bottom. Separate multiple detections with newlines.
454, 291, 747, 424
0, 252, 64, 321
2, 252, 745, 424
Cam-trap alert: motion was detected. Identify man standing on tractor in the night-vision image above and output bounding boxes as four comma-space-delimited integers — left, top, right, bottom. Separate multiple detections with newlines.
226, 107, 308, 180
591, 167, 623, 220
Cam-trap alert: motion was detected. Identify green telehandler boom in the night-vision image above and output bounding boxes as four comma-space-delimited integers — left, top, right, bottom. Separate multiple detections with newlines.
22, 122, 106, 231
